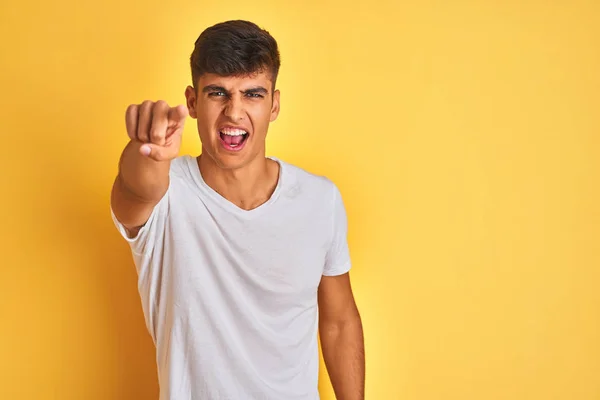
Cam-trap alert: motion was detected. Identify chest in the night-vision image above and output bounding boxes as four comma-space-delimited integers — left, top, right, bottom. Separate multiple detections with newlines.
169, 203, 332, 306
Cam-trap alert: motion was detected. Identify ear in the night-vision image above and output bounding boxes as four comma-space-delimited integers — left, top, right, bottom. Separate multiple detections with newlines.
185, 85, 198, 119
270, 89, 280, 122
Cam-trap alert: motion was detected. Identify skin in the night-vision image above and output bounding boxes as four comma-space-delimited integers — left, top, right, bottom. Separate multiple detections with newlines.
184, 72, 281, 210
110, 70, 365, 399
319, 272, 365, 400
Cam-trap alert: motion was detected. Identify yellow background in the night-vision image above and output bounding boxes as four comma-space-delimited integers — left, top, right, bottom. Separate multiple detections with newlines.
1, 0, 599, 399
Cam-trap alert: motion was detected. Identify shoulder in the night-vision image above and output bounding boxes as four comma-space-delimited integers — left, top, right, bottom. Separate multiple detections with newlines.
168, 155, 195, 177
274, 157, 341, 205
163, 155, 201, 187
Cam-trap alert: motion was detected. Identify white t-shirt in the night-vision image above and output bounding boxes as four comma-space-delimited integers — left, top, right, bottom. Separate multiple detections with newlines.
111, 155, 351, 400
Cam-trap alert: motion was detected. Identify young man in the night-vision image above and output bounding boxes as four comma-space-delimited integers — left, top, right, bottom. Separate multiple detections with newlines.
110, 20, 364, 400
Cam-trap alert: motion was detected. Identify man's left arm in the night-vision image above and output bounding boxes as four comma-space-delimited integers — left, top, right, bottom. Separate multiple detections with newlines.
318, 272, 365, 400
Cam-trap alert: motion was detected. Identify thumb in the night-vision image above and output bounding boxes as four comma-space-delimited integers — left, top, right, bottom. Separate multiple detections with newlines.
139, 143, 177, 161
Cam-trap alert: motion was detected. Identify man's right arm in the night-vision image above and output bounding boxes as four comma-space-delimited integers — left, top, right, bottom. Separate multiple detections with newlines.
110, 100, 188, 237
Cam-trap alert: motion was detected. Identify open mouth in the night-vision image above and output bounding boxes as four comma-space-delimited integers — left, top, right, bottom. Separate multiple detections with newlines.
219, 128, 249, 151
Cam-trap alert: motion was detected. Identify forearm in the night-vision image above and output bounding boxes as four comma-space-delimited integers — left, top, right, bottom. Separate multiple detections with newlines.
118, 139, 171, 202
320, 315, 365, 400
111, 140, 171, 231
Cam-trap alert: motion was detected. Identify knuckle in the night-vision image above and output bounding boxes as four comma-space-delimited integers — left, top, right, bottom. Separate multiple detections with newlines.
150, 130, 164, 141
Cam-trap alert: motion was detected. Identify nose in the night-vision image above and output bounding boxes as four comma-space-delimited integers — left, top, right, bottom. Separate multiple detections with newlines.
223, 96, 244, 121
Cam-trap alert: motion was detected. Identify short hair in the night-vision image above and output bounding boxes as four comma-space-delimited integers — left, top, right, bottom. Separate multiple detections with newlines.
190, 20, 281, 91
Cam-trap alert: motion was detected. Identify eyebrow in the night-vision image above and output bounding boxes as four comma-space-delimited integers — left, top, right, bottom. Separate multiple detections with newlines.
202, 85, 269, 95
243, 86, 269, 95
202, 85, 227, 93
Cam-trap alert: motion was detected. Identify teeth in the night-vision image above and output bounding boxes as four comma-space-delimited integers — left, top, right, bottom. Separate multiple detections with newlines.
220, 128, 247, 136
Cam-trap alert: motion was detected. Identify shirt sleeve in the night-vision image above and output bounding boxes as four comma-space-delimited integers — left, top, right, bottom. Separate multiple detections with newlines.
323, 183, 352, 276
110, 189, 170, 267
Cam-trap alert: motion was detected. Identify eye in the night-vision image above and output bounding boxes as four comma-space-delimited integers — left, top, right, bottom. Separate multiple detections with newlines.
209, 91, 226, 97
246, 93, 264, 98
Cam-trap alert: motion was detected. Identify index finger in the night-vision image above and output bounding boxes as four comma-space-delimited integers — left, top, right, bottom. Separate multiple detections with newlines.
168, 105, 189, 126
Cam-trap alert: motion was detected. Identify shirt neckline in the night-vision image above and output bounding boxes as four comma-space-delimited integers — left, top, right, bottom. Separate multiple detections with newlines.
185, 154, 285, 218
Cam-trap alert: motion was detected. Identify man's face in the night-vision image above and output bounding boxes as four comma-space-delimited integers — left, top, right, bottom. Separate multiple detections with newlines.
185, 71, 280, 170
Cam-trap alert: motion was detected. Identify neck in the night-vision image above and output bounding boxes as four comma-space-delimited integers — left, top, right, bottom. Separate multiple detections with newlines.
197, 151, 280, 211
